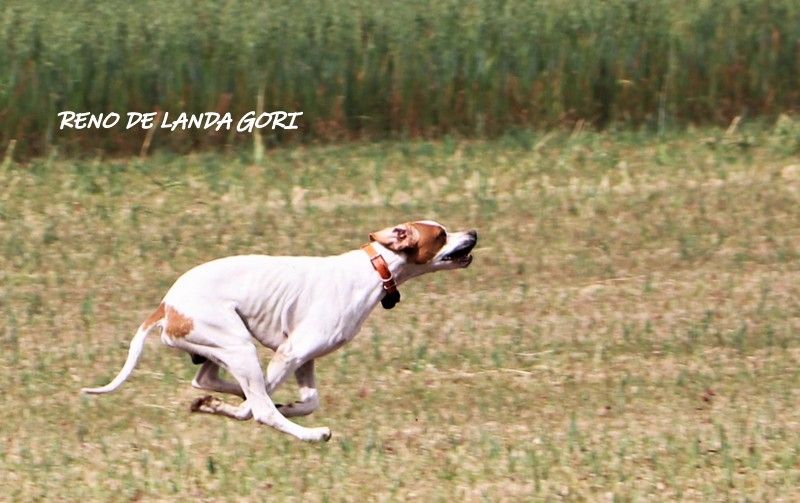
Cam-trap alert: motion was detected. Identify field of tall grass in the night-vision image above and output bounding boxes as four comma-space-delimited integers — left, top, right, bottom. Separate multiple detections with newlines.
1, 122, 800, 499
3, 0, 800, 155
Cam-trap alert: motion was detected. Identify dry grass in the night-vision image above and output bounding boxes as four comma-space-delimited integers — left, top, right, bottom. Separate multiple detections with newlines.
1, 126, 800, 500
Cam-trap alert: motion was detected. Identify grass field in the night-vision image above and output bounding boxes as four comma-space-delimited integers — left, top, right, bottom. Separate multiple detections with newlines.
2, 123, 800, 500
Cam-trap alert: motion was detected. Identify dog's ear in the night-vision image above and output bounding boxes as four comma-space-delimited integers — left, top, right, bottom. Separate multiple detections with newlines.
369, 223, 418, 252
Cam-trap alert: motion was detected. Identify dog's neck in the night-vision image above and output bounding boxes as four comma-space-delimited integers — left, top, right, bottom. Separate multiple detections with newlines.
355, 242, 425, 310
365, 242, 415, 284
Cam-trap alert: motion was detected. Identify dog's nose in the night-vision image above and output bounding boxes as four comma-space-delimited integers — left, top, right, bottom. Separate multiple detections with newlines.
467, 229, 478, 241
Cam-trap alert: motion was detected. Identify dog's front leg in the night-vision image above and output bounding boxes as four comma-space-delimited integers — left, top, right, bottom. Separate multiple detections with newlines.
265, 333, 324, 397
276, 359, 319, 418
265, 343, 304, 396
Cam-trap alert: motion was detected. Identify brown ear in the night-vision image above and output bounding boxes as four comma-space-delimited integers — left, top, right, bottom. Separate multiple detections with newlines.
369, 224, 418, 252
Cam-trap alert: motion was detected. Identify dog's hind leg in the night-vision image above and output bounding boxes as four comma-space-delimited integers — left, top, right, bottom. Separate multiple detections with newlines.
191, 361, 245, 399
190, 394, 253, 420
221, 343, 331, 442
187, 345, 329, 441
170, 308, 330, 441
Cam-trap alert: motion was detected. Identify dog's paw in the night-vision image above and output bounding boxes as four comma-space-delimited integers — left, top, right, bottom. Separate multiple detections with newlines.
190, 395, 215, 413
307, 427, 331, 442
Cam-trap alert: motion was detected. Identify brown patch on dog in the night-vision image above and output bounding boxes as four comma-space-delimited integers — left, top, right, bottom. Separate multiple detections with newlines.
407, 222, 447, 264
141, 303, 165, 329
369, 221, 447, 263
165, 305, 194, 338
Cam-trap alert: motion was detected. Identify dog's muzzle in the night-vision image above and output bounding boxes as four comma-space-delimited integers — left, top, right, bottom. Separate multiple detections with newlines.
440, 230, 477, 266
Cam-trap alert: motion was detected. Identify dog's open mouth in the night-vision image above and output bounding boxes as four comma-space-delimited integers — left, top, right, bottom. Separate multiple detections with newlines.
456, 254, 473, 266
441, 241, 476, 265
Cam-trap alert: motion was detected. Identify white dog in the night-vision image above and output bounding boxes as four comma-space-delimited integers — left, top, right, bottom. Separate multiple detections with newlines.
83, 220, 477, 442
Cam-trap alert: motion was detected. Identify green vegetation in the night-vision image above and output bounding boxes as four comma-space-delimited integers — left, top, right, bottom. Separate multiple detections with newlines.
2, 123, 799, 499
3, 0, 800, 154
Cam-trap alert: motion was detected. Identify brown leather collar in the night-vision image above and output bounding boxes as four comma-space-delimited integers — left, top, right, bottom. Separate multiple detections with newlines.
361, 243, 401, 309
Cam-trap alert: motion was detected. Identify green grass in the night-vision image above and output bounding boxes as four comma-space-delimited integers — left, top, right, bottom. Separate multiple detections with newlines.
2, 123, 800, 499
3, 0, 800, 155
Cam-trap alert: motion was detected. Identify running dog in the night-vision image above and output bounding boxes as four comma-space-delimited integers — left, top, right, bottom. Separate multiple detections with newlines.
83, 220, 477, 442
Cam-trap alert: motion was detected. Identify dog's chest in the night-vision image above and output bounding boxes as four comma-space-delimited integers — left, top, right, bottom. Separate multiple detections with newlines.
244, 286, 378, 356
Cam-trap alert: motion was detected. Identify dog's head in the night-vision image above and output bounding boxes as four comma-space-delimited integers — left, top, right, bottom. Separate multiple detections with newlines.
369, 220, 477, 273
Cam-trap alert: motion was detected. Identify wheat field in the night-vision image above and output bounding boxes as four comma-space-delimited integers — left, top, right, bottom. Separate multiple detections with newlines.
3, 0, 800, 154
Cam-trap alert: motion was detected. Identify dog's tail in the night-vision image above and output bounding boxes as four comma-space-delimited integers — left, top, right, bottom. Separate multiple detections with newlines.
81, 304, 165, 395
